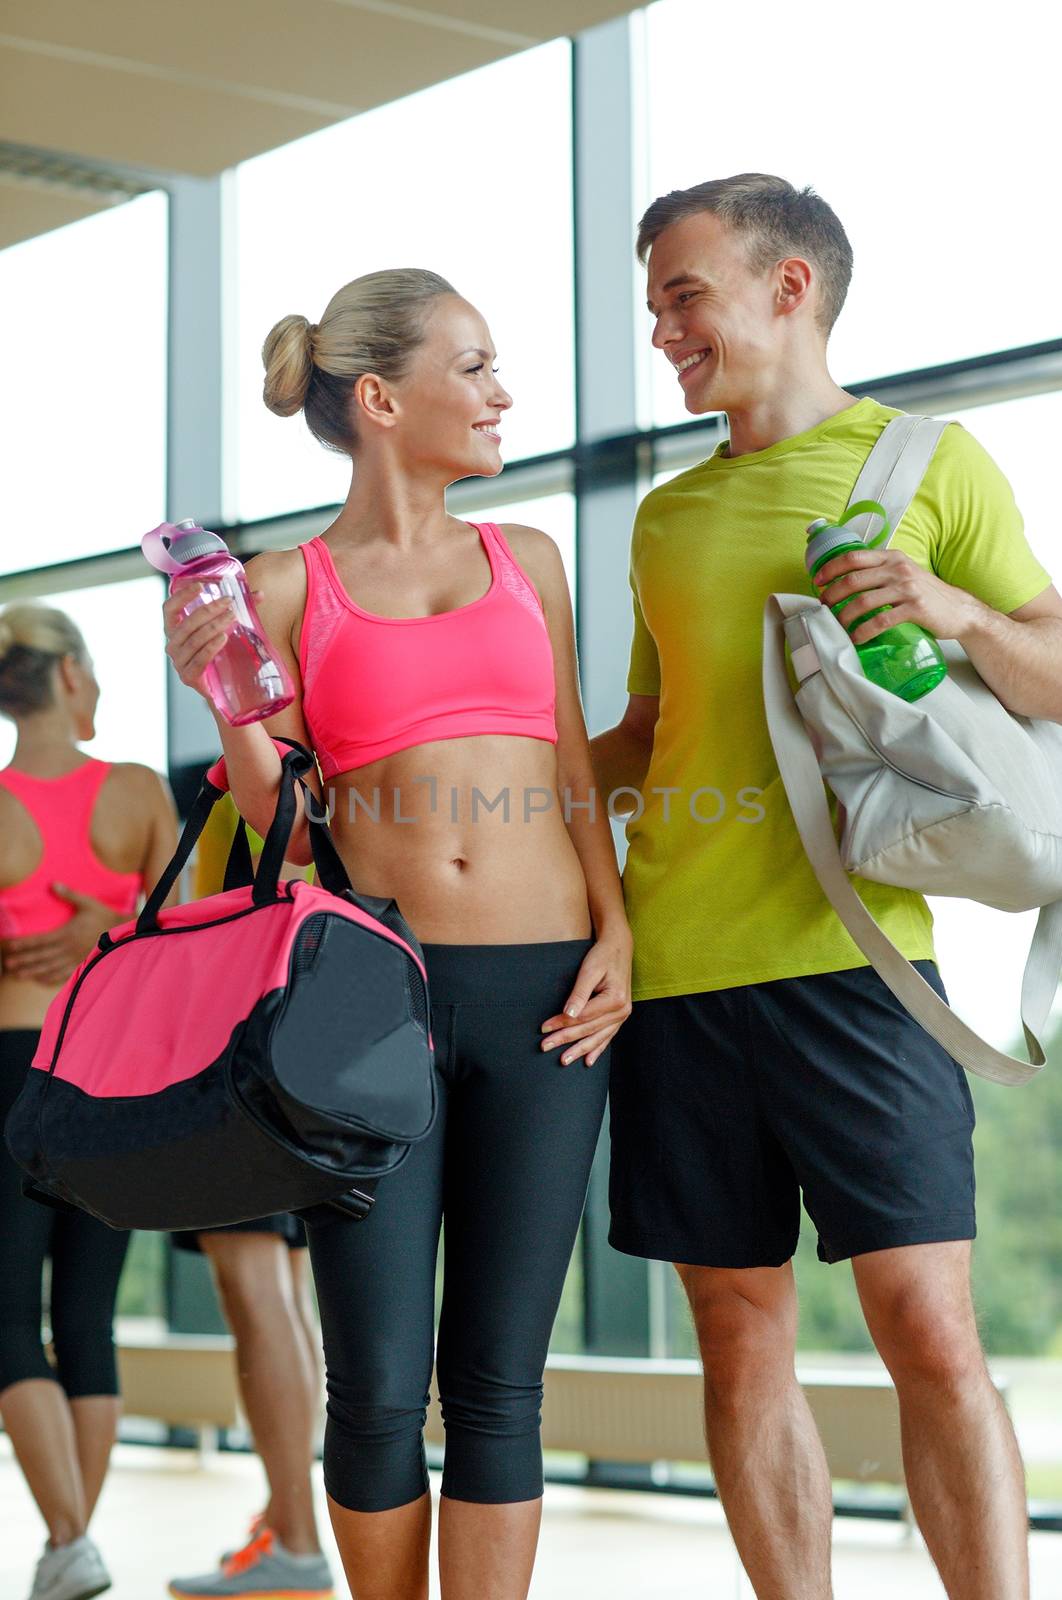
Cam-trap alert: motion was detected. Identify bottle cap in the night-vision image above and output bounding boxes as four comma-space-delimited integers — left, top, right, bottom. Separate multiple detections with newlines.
141, 521, 231, 575
804, 499, 891, 574
805, 522, 858, 573
166, 529, 229, 564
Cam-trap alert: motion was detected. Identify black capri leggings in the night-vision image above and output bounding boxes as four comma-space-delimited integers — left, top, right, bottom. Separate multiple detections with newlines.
0, 1031, 130, 1398
308, 938, 609, 1512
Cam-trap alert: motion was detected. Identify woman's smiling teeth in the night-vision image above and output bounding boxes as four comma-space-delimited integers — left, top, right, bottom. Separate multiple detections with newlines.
675, 348, 711, 375
473, 422, 501, 440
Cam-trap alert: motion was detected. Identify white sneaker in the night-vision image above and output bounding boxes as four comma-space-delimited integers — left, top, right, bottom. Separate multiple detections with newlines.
28, 1536, 111, 1600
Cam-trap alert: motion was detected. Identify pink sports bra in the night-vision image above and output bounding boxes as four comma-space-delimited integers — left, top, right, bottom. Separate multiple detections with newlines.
0, 761, 143, 939
298, 522, 559, 780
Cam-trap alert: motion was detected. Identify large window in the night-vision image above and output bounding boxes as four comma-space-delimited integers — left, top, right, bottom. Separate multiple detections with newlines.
0, 193, 168, 572
233, 41, 575, 524
956, 392, 1062, 575
643, 0, 1061, 428
0, 576, 168, 773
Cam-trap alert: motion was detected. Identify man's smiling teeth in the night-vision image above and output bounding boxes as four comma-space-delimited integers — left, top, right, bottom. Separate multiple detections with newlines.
676, 349, 710, 373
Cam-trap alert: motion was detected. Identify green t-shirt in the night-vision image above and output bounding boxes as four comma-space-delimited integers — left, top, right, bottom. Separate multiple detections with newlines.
623, 396, 1053, 1003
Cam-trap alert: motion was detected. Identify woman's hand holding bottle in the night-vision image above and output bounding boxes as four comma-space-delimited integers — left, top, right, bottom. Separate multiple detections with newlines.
163, 584, 236, 702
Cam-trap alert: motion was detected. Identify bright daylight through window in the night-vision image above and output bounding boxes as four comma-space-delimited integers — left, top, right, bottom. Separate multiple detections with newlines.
0, 192, 168, 571
233, 41, 574, 524
644, 0, 1060, 428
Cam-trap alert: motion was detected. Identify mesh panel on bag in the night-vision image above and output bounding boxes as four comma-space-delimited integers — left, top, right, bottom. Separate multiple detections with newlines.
292, 914, 331, 976
404, 964, 429, 1035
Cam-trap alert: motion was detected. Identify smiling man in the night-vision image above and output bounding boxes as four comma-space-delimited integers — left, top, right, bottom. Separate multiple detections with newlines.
590, 173, 1062, 1600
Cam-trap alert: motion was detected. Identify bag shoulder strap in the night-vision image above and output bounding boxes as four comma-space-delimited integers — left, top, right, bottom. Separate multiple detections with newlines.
842, 413, 950, 542
763, 592, 1059, 1084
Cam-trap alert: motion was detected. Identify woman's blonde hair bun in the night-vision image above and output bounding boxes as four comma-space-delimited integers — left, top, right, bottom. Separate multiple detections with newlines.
262, 313, 316, 418
260, 268, 456, 455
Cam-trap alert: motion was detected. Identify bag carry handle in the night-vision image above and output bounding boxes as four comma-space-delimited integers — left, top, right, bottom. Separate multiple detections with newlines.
138, 739, 322, 932
763, 593, 1060, 1085
137, 775, 227, 933
139, 735, 409, 936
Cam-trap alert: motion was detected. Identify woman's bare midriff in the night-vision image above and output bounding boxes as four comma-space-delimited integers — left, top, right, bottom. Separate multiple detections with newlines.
0, 975, 57, 1032
324, 734, 593, 945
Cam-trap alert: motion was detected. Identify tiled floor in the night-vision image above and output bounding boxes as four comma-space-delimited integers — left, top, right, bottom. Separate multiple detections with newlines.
2, 1438, 1060, 1598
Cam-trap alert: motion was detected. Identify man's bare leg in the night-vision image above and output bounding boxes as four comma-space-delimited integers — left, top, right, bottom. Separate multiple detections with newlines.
202, 1233, 323, 1556
678, 1261, 833, 1600
853, 1241, 1028, 1599
288, 1247, 323, 1441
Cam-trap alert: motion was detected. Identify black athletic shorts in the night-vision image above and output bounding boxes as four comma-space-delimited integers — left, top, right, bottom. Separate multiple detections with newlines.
608, 962, 976, 1267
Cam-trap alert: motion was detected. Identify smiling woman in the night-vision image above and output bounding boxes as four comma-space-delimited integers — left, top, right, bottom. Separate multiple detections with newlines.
160, 255, 631, 1599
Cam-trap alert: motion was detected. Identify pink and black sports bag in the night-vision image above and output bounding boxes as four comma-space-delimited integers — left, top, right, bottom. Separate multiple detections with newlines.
5, 741, 436, 1231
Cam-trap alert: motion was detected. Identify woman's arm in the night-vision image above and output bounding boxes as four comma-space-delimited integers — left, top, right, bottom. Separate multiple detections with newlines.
163, 547, 321, 866
503, 524, 632, 1066
133, 765, 181, 909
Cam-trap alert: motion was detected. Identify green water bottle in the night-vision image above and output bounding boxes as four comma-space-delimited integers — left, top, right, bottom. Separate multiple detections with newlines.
805, 499, 948, 702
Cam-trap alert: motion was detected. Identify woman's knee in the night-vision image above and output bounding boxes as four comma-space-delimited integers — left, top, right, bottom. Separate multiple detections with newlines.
0, 1321, 55, 1394
434, 1364, 545, 1504
437, 1370, 543, 1442
49, 1320, 118, 1399
322, 1397, 429, 1513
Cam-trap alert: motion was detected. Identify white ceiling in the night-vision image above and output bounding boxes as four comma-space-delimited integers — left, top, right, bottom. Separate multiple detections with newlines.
0, 0, 635, 249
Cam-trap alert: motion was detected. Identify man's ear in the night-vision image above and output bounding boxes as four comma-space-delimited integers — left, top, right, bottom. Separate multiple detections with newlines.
354, 372, 399, 431
776, 255, 814, 316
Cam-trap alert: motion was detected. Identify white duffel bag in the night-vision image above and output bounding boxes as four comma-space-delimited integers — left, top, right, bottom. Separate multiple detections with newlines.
764, 414, 1062, 1086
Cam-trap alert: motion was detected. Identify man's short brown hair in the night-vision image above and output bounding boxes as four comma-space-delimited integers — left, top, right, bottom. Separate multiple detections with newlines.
637, 173, 853, 335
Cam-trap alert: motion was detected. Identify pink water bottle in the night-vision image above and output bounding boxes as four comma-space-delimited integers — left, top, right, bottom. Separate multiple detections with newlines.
143, 519, 294, 726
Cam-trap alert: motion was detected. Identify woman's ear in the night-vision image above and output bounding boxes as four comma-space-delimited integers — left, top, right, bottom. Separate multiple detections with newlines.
56, 653, 82, 697
354, 372, 399, 431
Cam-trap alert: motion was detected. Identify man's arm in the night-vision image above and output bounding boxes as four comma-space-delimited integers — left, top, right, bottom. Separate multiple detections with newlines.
590, 694, 660, 814
955, 585, 1062, 722
815, 550, 1062, 723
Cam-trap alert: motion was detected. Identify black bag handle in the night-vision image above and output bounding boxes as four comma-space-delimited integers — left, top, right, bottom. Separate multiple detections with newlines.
223, 819, 256, 892
297, 778, 417, 948
299, 780, 356, 896
138, 736, 414, 938
137, 775, 226, 933
138, 740, 316, 933
249, 743, 314, 907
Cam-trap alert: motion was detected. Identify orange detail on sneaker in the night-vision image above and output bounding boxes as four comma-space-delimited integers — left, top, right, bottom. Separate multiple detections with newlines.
224, 1529, 275, 1578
